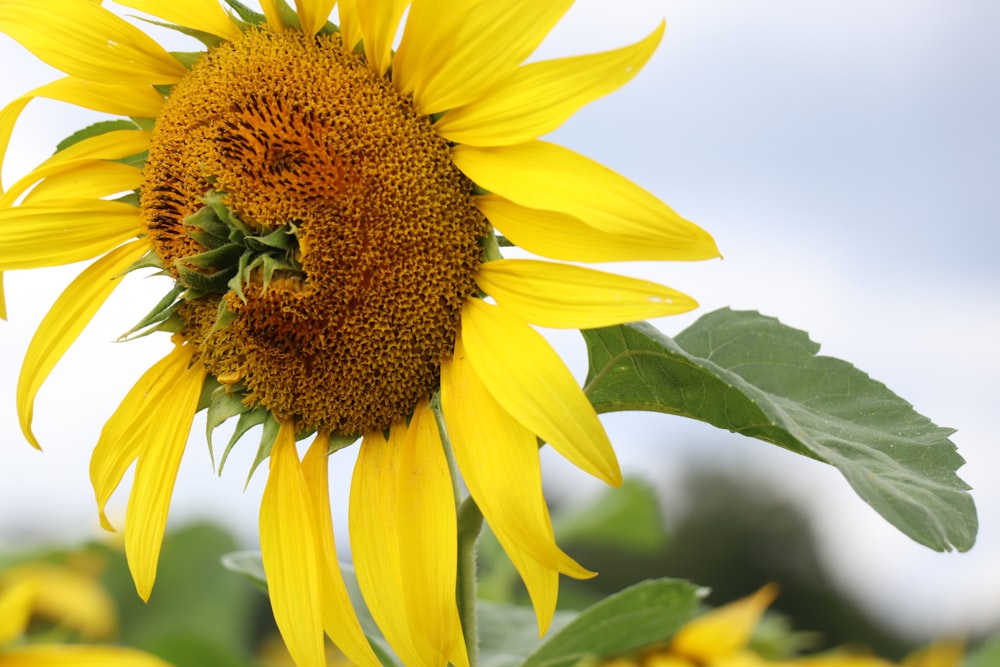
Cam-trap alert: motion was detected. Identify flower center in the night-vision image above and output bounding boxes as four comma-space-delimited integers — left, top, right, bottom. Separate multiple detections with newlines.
140, 30, 488, 435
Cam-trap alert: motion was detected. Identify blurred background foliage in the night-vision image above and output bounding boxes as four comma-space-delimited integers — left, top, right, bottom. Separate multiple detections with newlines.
2, 471, 998, 666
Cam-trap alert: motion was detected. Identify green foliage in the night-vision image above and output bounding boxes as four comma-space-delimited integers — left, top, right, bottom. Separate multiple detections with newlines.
98, 523, 263, 667
582, 309, 977, 552
516, 579, 700, 667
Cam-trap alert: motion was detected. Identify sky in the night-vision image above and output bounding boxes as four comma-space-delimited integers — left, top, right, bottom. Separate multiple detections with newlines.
1, 0, 998, 644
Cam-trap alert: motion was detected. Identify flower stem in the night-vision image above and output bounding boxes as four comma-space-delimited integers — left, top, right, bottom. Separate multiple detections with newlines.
456, 494, 484, 667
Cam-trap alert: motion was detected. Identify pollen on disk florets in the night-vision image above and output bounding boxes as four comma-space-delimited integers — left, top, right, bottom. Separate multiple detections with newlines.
140, 29, 489, 434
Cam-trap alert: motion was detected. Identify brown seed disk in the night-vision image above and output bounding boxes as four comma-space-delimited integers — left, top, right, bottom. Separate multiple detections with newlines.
141, 30, 488, 434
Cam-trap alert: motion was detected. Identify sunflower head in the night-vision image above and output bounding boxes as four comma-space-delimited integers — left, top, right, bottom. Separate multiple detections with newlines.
141, 27, 489, 435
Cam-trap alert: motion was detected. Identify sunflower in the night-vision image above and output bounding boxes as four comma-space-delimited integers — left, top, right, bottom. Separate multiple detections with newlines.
0, 1, 718, 666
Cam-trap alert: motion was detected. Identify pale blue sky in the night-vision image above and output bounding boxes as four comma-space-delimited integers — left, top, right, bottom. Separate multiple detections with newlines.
1, 0, 997, 643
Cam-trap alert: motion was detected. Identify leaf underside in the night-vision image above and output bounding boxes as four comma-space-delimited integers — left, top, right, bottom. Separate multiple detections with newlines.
582, 308, 977, 553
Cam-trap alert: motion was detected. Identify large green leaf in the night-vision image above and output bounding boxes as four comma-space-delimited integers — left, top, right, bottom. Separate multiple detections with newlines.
582, 309, 976, 553
519, 579, 700, 667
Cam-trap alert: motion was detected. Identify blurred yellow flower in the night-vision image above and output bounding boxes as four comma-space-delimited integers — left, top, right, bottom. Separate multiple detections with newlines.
1, 0, 717, 665
615, 585, 963, 667
0, 561, 172, 667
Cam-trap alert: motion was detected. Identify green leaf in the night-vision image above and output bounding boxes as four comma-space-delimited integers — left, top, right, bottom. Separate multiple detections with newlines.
519, 579, 700, 667
582, 309, 977, 553
55, 119, 139, 153
477, 603, 577, 667
966, 635, 1000, 667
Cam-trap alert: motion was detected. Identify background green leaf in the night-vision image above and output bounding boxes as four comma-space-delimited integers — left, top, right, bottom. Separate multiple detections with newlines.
582, 309, 976, 553
519, 579, 700, 667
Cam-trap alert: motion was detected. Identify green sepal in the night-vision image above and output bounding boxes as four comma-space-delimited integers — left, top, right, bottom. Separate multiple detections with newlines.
221, 0, 267, 26
212, 298, 238, 332
121, 249, 164, 276
181, 243, 245, 270
170, 51, 205, 69
184, 205, 233, 248
206, 389, 251, 471
175, 263, 237, 294
327, 433, 360, 455
227, 252, 252, 303
112, 192, 141, 207
134, 16, 226, 49
196, 375, 223, 412
115, 151, 148, 170
245, 411, 281, 488
118, 284, 185, 341
55, 120, 139, 153
219, 408, 268, 474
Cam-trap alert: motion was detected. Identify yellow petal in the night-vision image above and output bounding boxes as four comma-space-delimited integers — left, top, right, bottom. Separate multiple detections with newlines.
301, 435, 381, 667
436, 22, 664, 146
902, 643, 965, 667
125, 347, 205, 600
396, 401, 469, 667
478, 195, 708, 263
350, 427, 422, 666
0, 77, 153, 194
22, 161, 143, 204
0, 0, 189, 84
460, 298, 621, 486
2, 129, 152, 207
260, 422, 326, 667
336, 0, 363, 51
115, 0, 244, 42
670, 585, 779, 662
0, 563, 116, 640
351, 417, 468, 667
0, 200, 142, 270
258, 0, 286, 30
397, 0, 573, 115
0, 579, 36, 644
390, 0, 471, 97
90, 349, 190, 533
295, 0, 337, 36
0, 272, 6, 320
476, 258, 697, 328
453, 141, 720, 261
356, 0, 409, 76
0, 645, 174, 667
17, 240, 147, 450
442, 339, 592, 635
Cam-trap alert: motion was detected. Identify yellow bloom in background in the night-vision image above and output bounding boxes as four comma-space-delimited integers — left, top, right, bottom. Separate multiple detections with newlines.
617, 586, 963, 667
0, 0, 718, 665
0, 562, 173, 667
